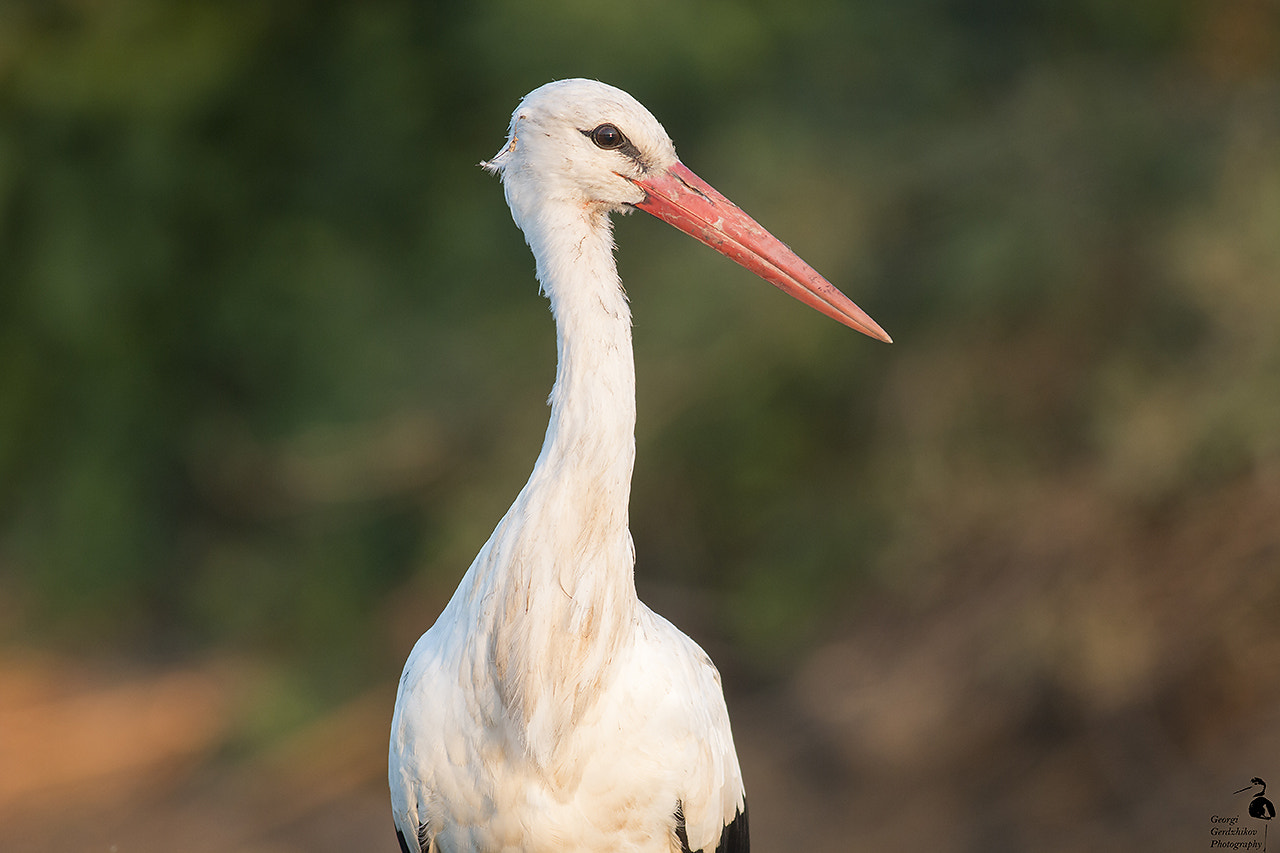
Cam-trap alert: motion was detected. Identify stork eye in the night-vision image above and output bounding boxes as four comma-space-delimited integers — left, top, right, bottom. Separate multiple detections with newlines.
589, 123, 626, 150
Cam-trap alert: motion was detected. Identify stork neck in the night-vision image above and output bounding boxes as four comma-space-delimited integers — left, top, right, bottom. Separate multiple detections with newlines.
533, 207, 637, 490
475, 204, 639, 767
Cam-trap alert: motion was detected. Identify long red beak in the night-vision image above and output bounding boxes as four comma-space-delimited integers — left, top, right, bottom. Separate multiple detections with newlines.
631, 162, 891, 343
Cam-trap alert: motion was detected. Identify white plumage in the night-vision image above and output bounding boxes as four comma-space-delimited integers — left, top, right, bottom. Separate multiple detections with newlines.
389, 79, 889, 853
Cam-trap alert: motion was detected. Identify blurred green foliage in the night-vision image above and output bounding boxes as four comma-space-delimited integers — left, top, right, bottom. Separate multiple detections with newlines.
1, 0, 1277, 700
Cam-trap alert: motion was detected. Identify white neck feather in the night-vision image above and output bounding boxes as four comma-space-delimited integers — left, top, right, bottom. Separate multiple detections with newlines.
471, 200, 639, 770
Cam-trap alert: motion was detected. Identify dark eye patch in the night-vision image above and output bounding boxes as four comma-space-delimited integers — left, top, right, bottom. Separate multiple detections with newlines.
581, 123, 650, 171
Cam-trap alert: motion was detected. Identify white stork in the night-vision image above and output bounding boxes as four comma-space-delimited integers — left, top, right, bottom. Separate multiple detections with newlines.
389, 78, 890, 853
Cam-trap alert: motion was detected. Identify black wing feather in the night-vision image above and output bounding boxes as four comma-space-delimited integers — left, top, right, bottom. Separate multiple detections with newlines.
675, 800, 750, 853
716, 803, 749, 853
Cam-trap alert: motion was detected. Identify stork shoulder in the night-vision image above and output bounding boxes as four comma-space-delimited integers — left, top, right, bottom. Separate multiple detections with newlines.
625, 606, 747, 852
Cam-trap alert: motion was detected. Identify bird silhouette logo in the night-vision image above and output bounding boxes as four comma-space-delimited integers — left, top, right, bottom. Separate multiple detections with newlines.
1235, 778, 1276, 852
1237, 778, 1277, 821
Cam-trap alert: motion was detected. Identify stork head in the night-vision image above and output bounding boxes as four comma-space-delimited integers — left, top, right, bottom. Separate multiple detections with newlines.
484, 78, 891, 342
483, 78, 675, 215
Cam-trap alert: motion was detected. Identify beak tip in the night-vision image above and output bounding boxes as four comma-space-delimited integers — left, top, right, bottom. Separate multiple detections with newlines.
847, 314, 892, 344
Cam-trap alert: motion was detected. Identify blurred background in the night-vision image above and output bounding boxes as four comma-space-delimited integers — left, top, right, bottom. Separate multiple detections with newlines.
2, 1, 1279, 850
